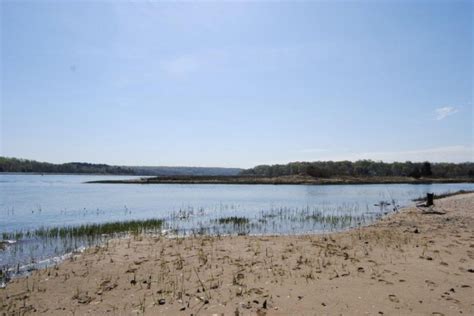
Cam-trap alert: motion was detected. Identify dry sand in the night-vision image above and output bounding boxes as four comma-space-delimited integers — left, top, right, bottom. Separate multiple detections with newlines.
1, 194, 473, 315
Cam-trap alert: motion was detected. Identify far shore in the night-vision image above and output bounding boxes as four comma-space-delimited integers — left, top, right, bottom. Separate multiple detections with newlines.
86, 174, 474, 185
2, 193, 474, 315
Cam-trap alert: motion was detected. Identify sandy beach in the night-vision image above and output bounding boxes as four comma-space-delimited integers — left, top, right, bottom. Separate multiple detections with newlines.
1, 193, 473, 315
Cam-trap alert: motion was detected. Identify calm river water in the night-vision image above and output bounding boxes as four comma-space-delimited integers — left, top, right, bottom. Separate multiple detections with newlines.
1, 174, 473, 273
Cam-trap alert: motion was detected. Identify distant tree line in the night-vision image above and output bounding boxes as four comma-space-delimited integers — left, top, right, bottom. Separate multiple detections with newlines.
240, 160, 474, 179
0, 157, 242, 176
0, 157, 136, 175
3, 157, 472, 178
128, 166, 241, 176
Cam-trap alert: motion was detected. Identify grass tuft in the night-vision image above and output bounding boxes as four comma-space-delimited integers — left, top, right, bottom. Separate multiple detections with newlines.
214, 217, 249, 226
2, 218, 165, 240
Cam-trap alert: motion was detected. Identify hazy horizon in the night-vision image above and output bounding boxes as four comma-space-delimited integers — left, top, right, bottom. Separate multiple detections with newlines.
1, 1, 473, 168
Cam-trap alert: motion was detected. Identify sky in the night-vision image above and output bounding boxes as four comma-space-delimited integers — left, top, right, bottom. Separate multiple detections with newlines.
1, 0, 472, 168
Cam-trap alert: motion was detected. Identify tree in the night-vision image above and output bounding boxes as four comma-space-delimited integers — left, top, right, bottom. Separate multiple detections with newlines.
421, 162, 432, 177
409, 167, 422, 179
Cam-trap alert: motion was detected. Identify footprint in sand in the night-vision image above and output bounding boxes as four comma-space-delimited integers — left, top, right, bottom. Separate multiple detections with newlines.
388, 294, 399, 303
425, 280, 437, 288
378, 279, 394, 285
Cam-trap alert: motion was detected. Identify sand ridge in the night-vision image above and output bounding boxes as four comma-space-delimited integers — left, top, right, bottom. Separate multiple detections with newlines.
1, 194, 474, 315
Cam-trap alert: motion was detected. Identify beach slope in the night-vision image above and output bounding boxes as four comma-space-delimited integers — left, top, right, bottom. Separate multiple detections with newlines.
2, 194, 474, 315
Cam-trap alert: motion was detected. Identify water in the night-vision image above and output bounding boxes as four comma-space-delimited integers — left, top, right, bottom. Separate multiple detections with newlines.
1, 173, 474, 273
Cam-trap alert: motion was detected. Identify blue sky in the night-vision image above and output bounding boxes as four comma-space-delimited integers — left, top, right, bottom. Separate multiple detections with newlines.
1, 1, 472, 167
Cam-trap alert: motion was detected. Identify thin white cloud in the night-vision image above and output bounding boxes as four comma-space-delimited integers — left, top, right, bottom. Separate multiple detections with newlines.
159, 50, 228, 78
160, 56, 200, 78
435, 106, 459, 120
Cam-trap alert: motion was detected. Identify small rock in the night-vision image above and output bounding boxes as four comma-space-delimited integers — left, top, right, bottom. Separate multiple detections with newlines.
158, 298, 166, 305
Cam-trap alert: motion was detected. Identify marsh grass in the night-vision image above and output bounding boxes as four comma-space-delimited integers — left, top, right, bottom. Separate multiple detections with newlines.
256, 204, 378, 232
2, 218, 165, 241
215, 217, 249, 225
1, 201, 390, 282
305, 213, 365, 228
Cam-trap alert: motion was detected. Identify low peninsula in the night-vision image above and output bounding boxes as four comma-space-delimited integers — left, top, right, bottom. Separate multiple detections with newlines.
86, 174, 474, 185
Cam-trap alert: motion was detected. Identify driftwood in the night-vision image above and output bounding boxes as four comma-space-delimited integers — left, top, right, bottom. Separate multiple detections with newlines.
416, 193, 446, 214
416, 193, 435, 208
418, 207, 446, 215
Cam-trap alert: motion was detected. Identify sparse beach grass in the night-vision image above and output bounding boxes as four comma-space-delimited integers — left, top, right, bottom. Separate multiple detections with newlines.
2, 192, 474, 315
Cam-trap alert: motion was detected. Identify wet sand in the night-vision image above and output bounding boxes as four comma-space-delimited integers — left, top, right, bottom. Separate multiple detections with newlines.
2, 194, 474, 315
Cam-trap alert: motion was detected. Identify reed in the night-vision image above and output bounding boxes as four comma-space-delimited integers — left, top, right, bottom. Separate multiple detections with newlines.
2, 218, 165, 240
215, 217, 249, 225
